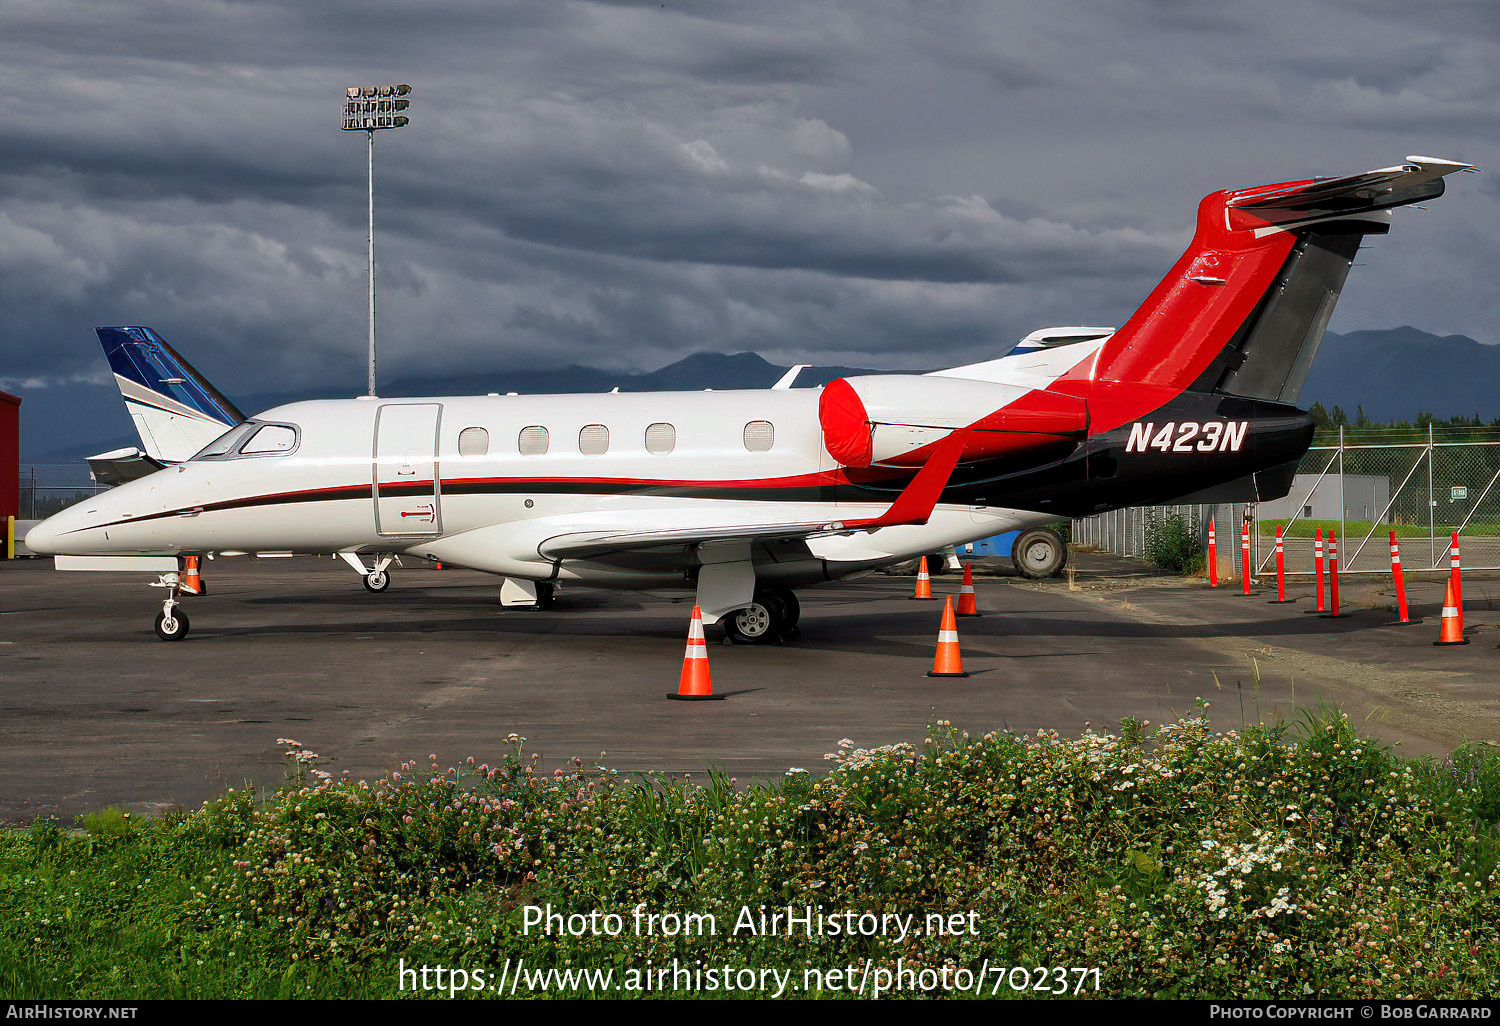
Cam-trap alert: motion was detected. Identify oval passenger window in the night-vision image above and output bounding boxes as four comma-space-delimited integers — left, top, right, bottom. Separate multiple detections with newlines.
458, 426, 489, 456
743, 420, 774, 452
579, 424, 610, 455
645, 422, 675, 454
519, 426, 549, 456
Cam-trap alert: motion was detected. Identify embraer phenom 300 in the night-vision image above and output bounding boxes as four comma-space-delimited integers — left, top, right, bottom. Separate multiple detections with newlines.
25, 156, 1475, 642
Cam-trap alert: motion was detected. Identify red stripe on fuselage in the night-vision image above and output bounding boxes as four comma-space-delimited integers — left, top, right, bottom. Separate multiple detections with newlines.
78, 468, 927, 532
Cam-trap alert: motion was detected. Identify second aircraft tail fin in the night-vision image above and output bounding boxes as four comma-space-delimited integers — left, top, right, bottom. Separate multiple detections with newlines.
95, 326, 246, 464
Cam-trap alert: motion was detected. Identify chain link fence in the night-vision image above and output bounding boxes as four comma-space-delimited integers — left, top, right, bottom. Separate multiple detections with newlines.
1072, 427, 1500, 577
17, 465, 108, 520
1071, 504, 1239, 561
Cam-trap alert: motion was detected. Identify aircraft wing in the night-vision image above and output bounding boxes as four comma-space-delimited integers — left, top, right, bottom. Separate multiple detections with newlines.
537, 428, 970, 561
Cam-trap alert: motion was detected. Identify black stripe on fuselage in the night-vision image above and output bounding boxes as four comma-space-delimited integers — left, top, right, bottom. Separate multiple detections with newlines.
70, 473, 923, 534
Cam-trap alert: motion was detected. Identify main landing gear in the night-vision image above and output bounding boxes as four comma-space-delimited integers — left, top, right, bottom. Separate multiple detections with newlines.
723, 587, 801, 645
339, 552, 397, 592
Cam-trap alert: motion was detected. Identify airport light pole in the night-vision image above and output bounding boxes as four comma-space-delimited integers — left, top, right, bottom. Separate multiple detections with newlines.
342, 84, 412, 397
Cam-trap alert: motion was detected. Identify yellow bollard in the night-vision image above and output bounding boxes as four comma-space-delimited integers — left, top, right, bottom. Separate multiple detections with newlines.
4, 516, 13, 559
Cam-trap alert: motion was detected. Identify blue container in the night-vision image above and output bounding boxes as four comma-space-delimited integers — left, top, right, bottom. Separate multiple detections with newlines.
958, 530, 1019, 559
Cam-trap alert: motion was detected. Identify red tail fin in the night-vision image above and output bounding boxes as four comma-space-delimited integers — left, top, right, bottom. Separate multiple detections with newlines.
1069, 157, 1474, 431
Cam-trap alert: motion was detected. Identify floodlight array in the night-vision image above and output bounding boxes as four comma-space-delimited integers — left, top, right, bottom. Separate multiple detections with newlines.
343, 84, 412, 130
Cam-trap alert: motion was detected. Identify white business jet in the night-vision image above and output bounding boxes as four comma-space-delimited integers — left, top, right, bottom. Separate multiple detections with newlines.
26, 156, 1474, 643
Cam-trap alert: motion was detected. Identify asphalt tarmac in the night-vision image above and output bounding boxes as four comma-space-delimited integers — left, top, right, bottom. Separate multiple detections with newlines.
2, 553, 1498, 824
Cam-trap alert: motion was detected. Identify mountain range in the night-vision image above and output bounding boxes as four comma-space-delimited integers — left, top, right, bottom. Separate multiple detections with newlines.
15, 326, 1498, 461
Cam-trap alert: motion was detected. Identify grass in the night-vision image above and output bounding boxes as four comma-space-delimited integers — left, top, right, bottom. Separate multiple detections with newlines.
2, 714, 1499, 999
1261, 520, 1498, 540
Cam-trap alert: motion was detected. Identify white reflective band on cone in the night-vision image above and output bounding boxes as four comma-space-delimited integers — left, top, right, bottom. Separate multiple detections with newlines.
938, 631, 959, 643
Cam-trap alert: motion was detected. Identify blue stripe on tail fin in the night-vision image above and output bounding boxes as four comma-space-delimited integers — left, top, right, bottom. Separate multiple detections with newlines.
95, 326, 246, 427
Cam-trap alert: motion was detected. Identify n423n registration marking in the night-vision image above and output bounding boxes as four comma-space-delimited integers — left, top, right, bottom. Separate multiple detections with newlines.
1125, 420, 1247, 454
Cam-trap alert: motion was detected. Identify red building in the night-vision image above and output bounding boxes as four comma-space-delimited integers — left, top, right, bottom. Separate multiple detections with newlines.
0, 390, 19, 520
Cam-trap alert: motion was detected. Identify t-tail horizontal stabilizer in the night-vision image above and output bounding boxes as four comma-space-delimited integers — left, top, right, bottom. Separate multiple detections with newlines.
1082, 156, 1477, 418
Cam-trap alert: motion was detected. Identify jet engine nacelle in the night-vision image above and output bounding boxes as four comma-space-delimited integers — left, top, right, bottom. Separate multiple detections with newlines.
818, 375, 1088, 468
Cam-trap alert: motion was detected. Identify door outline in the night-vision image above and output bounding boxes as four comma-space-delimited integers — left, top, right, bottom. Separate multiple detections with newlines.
373, 403, 443, 536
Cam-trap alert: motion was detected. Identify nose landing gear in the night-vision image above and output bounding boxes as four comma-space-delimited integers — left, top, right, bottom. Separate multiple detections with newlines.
149, 571, 190, 641
154, 606, 190, 641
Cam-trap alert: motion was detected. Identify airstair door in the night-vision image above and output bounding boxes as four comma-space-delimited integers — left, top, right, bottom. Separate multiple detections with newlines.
374, 403, 443, 536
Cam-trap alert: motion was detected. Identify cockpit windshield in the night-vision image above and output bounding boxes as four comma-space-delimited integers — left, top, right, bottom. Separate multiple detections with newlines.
189, 420, 300, 460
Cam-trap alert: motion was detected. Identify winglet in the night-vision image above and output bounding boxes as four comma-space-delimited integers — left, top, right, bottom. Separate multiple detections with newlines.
772, 364, 810, 390
830, 428, 969, 532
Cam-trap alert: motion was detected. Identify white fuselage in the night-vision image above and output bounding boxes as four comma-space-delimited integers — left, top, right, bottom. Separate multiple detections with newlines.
28, 386, 1054, 590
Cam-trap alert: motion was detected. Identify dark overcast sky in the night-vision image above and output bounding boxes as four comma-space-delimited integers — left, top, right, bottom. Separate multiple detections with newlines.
2, 0, 1498, 403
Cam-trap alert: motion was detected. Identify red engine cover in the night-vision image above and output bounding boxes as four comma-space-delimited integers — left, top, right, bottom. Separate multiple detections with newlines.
818, 377, 873, 468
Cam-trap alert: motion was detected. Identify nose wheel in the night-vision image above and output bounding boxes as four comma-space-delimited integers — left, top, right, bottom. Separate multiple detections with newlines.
149, 571, 191, 641
154, 608, 190, 641
363, 569, 391, 592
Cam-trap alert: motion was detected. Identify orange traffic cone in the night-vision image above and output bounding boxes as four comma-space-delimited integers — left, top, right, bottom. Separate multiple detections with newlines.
911, 556, 935, 599
669, 605, 725, 699
927, 596, 970, 678
956, 563, 980, 616
181, 555, 204, 596
1434, 578, 1468, 646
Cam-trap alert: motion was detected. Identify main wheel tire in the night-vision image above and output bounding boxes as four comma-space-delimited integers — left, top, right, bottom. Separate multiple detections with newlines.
924, 552, 950, 575
723, 597, 784, 645
363, 570, 391, 592
1011, 528, 1068, 579
534, 582, 556, 610
154, 609, 190, 642
767, 587, 800, 628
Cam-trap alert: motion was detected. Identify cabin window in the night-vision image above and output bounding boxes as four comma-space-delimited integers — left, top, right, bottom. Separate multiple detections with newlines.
579, 424, 610, 455
743, 420, 774, 452
518, 425, 549, 456
458, 426, 489, 457
645, 422, 676, 454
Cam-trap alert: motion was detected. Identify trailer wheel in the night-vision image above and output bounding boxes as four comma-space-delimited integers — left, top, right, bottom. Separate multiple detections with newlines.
1012, 528, 1068, 579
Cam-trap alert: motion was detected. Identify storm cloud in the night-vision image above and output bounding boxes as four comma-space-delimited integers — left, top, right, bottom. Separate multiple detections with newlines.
2, 0, 1498, 411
